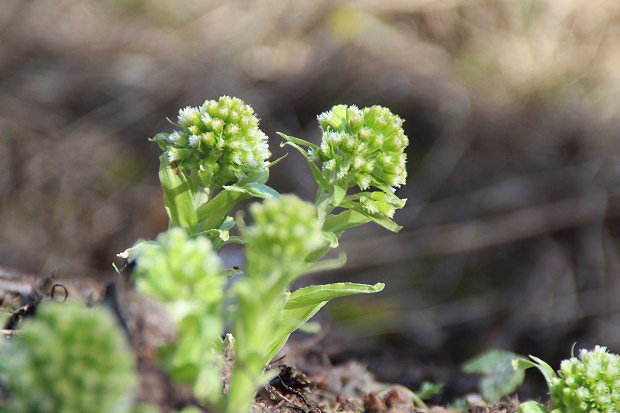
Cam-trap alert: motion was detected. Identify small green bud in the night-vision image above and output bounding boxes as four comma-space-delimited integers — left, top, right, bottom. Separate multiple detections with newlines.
316, 104, 408, 191
245, 195, 323, 277
550, 346, 619, 412
0, 302, 137, 413
154, 96, 271, 190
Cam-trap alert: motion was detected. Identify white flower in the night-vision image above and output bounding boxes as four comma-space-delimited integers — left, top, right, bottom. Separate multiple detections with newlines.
189, 135, 200, 147
178, 106, 198, 125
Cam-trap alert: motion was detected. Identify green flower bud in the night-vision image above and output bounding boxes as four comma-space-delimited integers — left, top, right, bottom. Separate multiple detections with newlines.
359, 191, 406, 218
132, 229, 226, 404
0, 301, 137, 413
154, 96, 271, 190
550, 346, 619, 412
316, 104, 408, 191
245, 195, 323, 278
133, 228, 224, 307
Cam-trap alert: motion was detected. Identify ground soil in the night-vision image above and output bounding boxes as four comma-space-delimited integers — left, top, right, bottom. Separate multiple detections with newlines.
0, 268, 525, 413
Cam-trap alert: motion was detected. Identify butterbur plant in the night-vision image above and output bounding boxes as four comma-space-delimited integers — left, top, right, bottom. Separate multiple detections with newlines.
127, 97, 410, 412
514, 346, 620, 413
0, 301, 138, 413
146, 96, 277, 245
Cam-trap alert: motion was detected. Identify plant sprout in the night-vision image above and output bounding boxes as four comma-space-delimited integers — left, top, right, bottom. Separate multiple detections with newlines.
126, 97, 409, 412
514, 346, 620, 413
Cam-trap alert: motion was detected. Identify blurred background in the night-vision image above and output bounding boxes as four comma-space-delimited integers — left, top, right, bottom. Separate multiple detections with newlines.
1, 0, 619, 401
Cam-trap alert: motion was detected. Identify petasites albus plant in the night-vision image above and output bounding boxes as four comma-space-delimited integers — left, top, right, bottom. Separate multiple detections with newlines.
128, 97, 410, 412
514, 346, 620, 413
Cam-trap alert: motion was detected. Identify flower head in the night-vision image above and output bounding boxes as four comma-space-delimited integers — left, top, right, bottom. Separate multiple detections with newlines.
133, 227, 224, 306
550, 346, 619, 412
245, 195, 323, 278
315, 104, 408, 191
0, 302, 137, 413
155, 96, 270, 190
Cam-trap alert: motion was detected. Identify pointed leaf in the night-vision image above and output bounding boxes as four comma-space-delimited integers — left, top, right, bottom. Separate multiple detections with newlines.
285, 282, 384, 309
323, 210, 372, 233
241, 182, 280, 199
267, 282, 384, 360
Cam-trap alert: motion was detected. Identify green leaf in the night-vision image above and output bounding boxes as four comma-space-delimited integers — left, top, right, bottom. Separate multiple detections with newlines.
462, 349, 526, 402
266, 282, 384, 360
238, 182, 280, 199
308, 161, 331, 192
285, 282, 385, 309
324, 207, 402, 233
158, 154, 197, 231
323, 210, 371, 233
322, 231, 339, 248
196, 182, 277, 232
417, 381, 444, 400
343, 202, 403, 232
196, 189, 247, 231
518, 401, 549, 413
512, 356, 557, 389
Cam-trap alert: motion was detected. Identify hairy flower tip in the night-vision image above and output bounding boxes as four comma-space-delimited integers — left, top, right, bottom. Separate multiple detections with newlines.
550, 346, 620, 412
0, 301, 137, 413
133, 227, 224, 306
316, 104, 408, 191
246, 195, 323, 271
157, 96, 270, 189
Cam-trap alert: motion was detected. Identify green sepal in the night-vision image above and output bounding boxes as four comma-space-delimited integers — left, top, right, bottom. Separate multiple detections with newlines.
158, 154, 197, 232
150, 132, 170, 151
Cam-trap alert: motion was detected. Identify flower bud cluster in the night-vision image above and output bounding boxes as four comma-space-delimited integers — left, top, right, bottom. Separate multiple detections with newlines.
134, 228, 224, 306
1, 302, 137, 413
245, 195, 323, 276
550, 346, 619, 412
359, 191, 407, 218
157, 96, 270, 189
316, 104, 408, 191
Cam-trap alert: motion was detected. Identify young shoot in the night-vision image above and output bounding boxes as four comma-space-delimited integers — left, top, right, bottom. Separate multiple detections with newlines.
514, 346, 620, 413
127, 96, 409, 412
